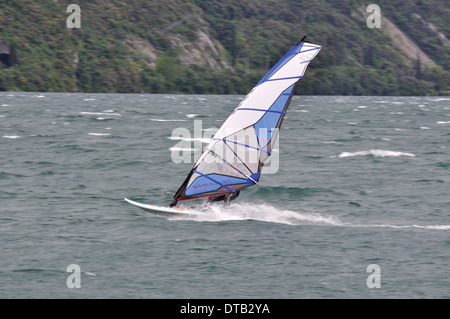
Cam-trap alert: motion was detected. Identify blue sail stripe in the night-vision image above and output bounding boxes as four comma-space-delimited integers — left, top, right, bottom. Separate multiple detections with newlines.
213, 138, 271, 155
192, 170, 235, 193
236, 108, 286, 114
265, 75, 303, 82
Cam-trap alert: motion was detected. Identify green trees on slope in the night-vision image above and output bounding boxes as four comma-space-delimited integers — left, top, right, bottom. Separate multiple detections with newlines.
0, 0, 449, 95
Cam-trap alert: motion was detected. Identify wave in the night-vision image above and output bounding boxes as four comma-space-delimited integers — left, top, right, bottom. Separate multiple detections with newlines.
363, 224, 450, 230
251, 185, 339, 199
171, 203, 344, 226
80, 111, 121, 116
88, 133, 111, 136
168, 203, 450, 231
430, 97, 450, 102
151, 118, 187, 122
168, 204, 450, 231
338, 149, 415, 158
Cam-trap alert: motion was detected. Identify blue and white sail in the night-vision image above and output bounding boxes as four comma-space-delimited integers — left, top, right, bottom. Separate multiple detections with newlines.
171, 37, 321, 205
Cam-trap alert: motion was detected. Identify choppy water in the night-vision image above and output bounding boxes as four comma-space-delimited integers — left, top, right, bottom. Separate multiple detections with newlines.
1, 93, 450, 298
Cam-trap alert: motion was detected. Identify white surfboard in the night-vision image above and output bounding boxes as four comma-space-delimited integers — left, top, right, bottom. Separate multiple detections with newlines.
124, 198, 204, 216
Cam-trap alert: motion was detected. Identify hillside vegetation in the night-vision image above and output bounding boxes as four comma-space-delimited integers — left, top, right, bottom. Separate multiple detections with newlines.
0, 0, 449, 95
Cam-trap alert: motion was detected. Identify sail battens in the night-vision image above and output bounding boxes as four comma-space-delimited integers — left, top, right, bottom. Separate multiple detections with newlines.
213, 138, 271, 154
236, 108, 286, 114
192, 170, 236, 193
170, 37, 321, 204
209, 150, 258, 185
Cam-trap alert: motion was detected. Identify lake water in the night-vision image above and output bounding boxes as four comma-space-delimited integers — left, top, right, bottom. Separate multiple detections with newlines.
1, 93, 449, 298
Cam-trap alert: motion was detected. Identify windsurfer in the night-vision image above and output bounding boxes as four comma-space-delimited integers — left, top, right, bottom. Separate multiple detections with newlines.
205, 190, 240, 207
170, 190, 239, 208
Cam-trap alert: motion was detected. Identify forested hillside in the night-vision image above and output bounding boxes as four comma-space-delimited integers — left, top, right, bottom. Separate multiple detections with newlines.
0, 0, 449, 95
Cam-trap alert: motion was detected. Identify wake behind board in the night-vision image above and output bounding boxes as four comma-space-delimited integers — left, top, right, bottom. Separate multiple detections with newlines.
124, 198, 204, 216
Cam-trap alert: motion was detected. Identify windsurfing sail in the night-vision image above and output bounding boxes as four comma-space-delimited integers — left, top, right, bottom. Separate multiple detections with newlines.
170, 37, 321, 206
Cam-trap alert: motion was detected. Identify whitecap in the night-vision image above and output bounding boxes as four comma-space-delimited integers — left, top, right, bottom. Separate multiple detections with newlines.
3, 135, 21, 139
186, 114, 198, 118
354, 224, 450, 231
150, 119, 187, 122
338, 150, 415, 158
430, 98, 450, 102
437, 121, 450, 124
412, 225, 450, 230
420, 127, 430, 130
88, 133, 110, 136
80, 112, 121, 116
292, 109, 309, 113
